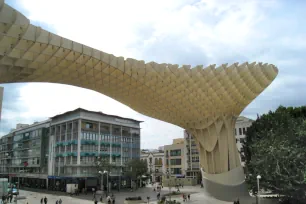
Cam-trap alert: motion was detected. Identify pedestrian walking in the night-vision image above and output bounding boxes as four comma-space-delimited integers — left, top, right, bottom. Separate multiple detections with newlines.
41, 197, 43, 204
59, 198, 62, 204
188, 194, 190, 201
106, 195, 111, 204
55, 200, 58, 204
93, 192, 96, 201
44, 196, 48, 204
100, 195, 103, 203
147, 196, 150, 204
111, 194, 115, 204
94, 200, 98, 204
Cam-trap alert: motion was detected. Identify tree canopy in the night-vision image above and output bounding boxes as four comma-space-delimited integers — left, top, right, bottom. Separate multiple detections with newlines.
243, 106, 306, 203
125, 159, 148, 181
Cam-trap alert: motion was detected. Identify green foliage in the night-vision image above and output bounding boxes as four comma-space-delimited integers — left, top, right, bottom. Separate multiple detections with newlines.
244, 106, 306, 203
125, 159, 148, 180
94, 156, 116, 173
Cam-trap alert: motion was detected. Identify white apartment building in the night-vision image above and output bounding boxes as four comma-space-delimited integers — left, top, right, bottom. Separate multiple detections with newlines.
140, 150, 164, 183
234, 116, 254, 169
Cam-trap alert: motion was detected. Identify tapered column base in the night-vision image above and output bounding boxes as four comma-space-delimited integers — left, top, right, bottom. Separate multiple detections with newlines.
201, 167, 250, 202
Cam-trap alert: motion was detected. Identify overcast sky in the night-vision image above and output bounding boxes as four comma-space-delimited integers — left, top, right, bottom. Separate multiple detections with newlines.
1, 0, 305, 149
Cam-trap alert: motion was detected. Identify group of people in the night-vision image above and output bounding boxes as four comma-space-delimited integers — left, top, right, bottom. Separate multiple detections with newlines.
182, 194, 191, 202
1, 195, 12, 204
233, 198, 240, 204
40, 197, 49, 204
93, 192, 115, 204
1, 193, 13, 204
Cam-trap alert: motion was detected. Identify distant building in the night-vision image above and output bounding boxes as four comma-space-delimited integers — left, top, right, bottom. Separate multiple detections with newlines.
234, 116, 254, 169
0, 108, 142, 191
184, 130, 201, 184
164, 139, 185, 176
0, 120, 50, 188
141, 150, 164, 183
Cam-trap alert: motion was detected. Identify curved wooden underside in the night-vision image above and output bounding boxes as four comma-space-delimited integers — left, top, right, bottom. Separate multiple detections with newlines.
0, 0, 278, 174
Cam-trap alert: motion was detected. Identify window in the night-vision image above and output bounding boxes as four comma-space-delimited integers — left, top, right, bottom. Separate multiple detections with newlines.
170, 149, 181, 156
170, 159, 181, 165
112, 125, 121, 135
192, 156, 199, 162
235, 129, 237, 135
239, 128, 242, 135
239, 138, 244, 143
171, 168, 181, 174
85, 123, 93, 129
243, 128, 246, 135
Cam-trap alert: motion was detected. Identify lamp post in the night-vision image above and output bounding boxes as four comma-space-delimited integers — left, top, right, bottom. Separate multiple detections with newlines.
104, 171, 109, 195
166, 171, 171, 201
257, 175, 261, 204
98, 171, 104, 193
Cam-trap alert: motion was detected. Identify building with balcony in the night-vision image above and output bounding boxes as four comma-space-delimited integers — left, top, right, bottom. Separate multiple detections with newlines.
184, 130, 201, 184
234, 116, 254, 169
141, 150, 164, 183
0, 132, 13, 179
164, 139, 185, 177
0, 120, 50, 188
0, 108, 142, 191
48, 108, 141, 191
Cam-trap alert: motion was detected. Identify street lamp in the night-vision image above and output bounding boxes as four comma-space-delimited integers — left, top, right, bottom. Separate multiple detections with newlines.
98, 171, 104, 192
166, 171, 171, 201
257, 175, 261, 204
104, 171, 109, 195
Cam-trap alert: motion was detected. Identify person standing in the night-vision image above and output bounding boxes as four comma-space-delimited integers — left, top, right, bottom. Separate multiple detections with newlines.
1, 195, 4, 204
93, 192, 96, 201
111, 194, 115, 204
146, 196, 150, 204
44, 196, 48, 204
59, 198, 62, 204
187, 194, 190, 201
41, 197, 44, 204
55, 200, 58, 204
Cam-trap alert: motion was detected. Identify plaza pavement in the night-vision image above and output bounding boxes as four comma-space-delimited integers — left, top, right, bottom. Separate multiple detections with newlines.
15, 185, 277, 204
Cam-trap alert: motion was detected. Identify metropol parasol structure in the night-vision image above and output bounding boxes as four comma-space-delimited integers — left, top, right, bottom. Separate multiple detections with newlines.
0, 0, 278, 200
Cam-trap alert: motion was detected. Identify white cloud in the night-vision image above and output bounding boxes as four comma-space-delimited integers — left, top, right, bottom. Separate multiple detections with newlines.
2, 0, 305, 148
17, 83, 184, 148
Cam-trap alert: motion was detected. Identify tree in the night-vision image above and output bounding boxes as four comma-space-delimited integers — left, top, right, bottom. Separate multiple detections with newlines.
243, 106, 306, 203
125, 159, 148, 188
94, 156, 117, 191
94, 156, 116, 173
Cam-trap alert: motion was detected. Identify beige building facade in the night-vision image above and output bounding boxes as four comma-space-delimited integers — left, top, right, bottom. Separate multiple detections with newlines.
164, 139, 185, 177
